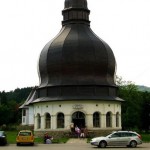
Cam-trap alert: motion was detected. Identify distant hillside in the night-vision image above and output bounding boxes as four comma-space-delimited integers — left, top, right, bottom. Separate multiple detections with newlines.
137, 85, 150, 92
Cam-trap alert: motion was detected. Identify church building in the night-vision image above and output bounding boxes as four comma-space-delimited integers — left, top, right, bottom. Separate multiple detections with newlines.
20, 0, 123, 136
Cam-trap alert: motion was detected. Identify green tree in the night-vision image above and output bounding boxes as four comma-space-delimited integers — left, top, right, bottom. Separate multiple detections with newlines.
0, 87, 32, 126
141, 91, 150, 131
0, 91, 7, 105
116, 76, 143, 130
0, 104, 10, 125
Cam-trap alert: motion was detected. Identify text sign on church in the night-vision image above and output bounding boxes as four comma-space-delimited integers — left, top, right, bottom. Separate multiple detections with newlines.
72, 104, 83, 109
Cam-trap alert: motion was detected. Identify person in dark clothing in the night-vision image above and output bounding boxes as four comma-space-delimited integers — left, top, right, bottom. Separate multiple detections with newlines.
44, 132, 53, 144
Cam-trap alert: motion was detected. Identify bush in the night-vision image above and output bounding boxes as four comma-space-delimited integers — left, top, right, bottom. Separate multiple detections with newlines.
16, 125, 34, 131
0, 124, 18, 131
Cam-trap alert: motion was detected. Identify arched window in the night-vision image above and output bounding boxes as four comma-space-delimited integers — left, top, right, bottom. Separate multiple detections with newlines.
93, 112, 100, 127
57, 113, 64, 128
37, 113, 41, 129
106, 112, 112, 127
72, 111, 85, 120
116, 112, 119, 127
45, 113, 51, 129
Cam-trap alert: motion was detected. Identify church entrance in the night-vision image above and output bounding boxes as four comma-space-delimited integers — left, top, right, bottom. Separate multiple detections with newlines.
72, 111, 85, 128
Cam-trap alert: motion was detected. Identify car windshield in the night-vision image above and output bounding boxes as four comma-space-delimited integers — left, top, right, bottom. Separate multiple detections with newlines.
19, 132, 31, 136
106, 133, 113, 138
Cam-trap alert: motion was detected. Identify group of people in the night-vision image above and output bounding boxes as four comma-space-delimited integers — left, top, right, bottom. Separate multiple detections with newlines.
44, 124, 88, 144
74, 125, 87, 138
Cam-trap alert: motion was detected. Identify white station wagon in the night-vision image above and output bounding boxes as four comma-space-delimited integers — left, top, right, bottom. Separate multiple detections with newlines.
90, 131, 142, 148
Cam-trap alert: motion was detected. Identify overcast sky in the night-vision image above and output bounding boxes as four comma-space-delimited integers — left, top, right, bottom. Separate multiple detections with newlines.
0, 0, 150, 92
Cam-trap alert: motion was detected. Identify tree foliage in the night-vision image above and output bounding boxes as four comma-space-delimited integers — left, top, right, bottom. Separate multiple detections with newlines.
0, 87, 32, 126
117, 76, 150, 131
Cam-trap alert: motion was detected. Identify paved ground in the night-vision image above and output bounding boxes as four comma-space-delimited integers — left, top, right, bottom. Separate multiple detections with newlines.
1, 141, 150, 150
67, 138, 87, 144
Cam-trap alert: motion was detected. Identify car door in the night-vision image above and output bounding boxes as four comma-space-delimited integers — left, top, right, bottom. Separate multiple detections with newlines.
119, 132, 130, 146
107, 133, 121, 146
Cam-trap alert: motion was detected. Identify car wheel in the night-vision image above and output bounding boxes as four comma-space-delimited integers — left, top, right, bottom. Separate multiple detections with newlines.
130, 140, 137, 148
99, 141, 107, 148
30, 143, 34, 146
16, 143, 20, 146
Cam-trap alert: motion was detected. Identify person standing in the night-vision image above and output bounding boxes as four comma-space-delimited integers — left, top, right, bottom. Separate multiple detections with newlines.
70, 122, 74, 132
80, 127, 85, 139
75, 125, 80, 138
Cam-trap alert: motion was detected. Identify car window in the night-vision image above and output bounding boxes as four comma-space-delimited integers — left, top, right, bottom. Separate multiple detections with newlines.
111, 133, 120, 138
19, 132, 31, 136
121, 132, 128, 137
130, 133, 137, 136
120, 132, 137, 137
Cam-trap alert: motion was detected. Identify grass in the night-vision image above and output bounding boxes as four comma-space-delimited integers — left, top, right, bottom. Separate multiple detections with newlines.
5, 131, 69, 144
5, 131, 150, 144
6, 131, 18, 144
141, 133, 150, 143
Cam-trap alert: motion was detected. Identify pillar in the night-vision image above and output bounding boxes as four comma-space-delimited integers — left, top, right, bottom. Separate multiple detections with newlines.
112, 113, 116, 128
86, 114, 93, 128
51, 115, 57, 129
65, 114, 71, 129
34, 115, 38, 130
41, 115, 45, 129
101, 114, 106, 128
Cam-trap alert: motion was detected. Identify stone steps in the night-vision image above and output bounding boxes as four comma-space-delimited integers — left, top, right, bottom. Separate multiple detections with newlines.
67, 138, 87, 144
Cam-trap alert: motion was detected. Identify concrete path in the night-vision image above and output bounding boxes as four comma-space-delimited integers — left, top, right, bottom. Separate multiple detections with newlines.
67, 138, 87, 144
3, 143, 150, 150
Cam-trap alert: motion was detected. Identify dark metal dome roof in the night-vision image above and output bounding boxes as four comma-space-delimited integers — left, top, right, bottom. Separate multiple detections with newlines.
64, 0, 88, 8
38, 24, 116, 87
62, 0, 90, 26
36, 0, 120, 101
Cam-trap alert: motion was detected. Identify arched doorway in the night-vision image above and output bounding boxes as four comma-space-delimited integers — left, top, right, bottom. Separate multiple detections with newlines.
72, 111, 85, 128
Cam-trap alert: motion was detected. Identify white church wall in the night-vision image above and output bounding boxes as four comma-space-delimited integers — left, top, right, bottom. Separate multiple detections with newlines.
28, 106, 34, 125
33, 100, 122, 131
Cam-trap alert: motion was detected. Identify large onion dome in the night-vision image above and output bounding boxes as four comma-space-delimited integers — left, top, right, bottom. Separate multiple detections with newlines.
37, 0, 120, 101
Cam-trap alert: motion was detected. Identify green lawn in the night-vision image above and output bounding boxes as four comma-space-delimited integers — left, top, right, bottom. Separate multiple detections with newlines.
6, 131, 18, 144
141, 133, 150, 143
5, 131, 150, 144
5, 131, 69, 144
